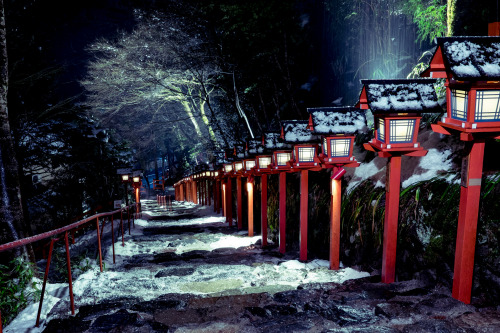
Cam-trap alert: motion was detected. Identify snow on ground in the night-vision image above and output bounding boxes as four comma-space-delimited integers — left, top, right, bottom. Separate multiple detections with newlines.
4, 202, 369, 333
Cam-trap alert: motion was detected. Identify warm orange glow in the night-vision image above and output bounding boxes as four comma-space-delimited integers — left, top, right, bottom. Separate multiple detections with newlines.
246, 181, 253, 193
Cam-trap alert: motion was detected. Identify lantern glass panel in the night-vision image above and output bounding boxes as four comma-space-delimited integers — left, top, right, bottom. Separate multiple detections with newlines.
475, 90, 500, 122
224, 165, 233, 173
323, 138, 328, 156
245, 160, 256, 170
451, 89, 468, 121
330, 139, 351, 157
389, 119, 415, 143
122, 175, 129, 182
298, 147, 315, 163
377, 118, 385, 141
133, 176, 141, 183
258, 157, 271, 169
276, 153, 291, 166
235, 162, 243, 171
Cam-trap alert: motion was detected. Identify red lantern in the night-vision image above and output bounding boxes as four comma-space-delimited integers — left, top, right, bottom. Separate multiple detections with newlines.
357, 79, 441, 284
421, 34, 500, 304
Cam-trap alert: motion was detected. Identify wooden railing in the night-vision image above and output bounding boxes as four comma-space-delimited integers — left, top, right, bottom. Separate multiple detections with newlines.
0, 205, 137, 331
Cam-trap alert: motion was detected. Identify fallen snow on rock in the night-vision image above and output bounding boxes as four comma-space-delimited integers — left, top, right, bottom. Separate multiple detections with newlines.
402, 148, 453, 188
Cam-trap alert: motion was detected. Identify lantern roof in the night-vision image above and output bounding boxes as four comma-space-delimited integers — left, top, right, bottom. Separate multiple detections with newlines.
246, 138, 265, 156
307, 106, 367, 135
358, 79, 442, 114
281, 120, 321, 143
263, 132, 292, 149
421, 36, 500, 80
233, 144, 246, 159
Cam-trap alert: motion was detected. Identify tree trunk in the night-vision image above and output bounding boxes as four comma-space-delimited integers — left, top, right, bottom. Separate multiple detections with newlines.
447, 0, 457, 36
0, 0, 32, 262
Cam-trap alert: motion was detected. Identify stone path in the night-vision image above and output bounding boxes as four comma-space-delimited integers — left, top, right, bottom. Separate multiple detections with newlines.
40, 200, 500, 332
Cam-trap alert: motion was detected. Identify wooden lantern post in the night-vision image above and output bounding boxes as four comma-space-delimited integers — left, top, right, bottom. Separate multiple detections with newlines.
233, 161, 244, 230
248, 135, 275, 246
307, 107, 366, 269
255, 154, 272, 246
271, 148, 293, 254
281, 120, 322, 261
223, 163, 234, 226
242, 159, 256, 236
132, 170, 142, 214
357, 79, 441, 284
421, 34, 500, 303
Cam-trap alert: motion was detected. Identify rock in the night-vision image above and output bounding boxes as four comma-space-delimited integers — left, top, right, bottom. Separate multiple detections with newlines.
43, 317, 91, 332
90, 309, 140, 332
401, 319, 469, 333
155, 267, 195, 277
375, 301, 414, 319
263, 304, 298, 316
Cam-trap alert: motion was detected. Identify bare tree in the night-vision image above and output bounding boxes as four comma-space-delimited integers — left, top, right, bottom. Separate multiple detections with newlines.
81, 10, 236, 165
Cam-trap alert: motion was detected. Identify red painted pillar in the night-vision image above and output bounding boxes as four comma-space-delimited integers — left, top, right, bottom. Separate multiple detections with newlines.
382, 155, 402, 283
204, 180, 208, 206
193, 181, 197, 204
202, 181, 206, 205
135, 188, 140, 210
279, 172, 287, 254
213, 180, 217, 212
300, 170, 308, 261
208, 180, 212, 207
453, 140, 485, 304
222, 180, 226, 217
330, 175, 342, 270
221, 180, 225, 216
237, 176, 243, 230
247, 180, 254, 237
218, 179, 222, 214
261, 174, 268, 247
226, 177, 233, 226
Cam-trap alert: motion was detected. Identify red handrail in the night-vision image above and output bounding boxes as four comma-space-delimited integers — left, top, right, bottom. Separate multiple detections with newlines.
0, 205, 136, 330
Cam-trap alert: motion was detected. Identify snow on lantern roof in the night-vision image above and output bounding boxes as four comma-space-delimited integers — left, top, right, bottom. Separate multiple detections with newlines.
233, 144, 246, 159
246, 138, 265, 155
426, 37, 500, 80
263, 132, 292, 150
359, 79, 442, 114
281, 120, 321, 143
307, 106, 367, 135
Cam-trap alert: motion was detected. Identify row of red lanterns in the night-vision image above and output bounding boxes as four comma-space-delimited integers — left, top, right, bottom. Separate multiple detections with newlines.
174, 31, 500, 305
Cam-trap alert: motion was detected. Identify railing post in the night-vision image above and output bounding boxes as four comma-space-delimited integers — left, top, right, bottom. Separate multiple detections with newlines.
96, 217, 103, 272
36, 238, 57, 327
64, 232, 75, 315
